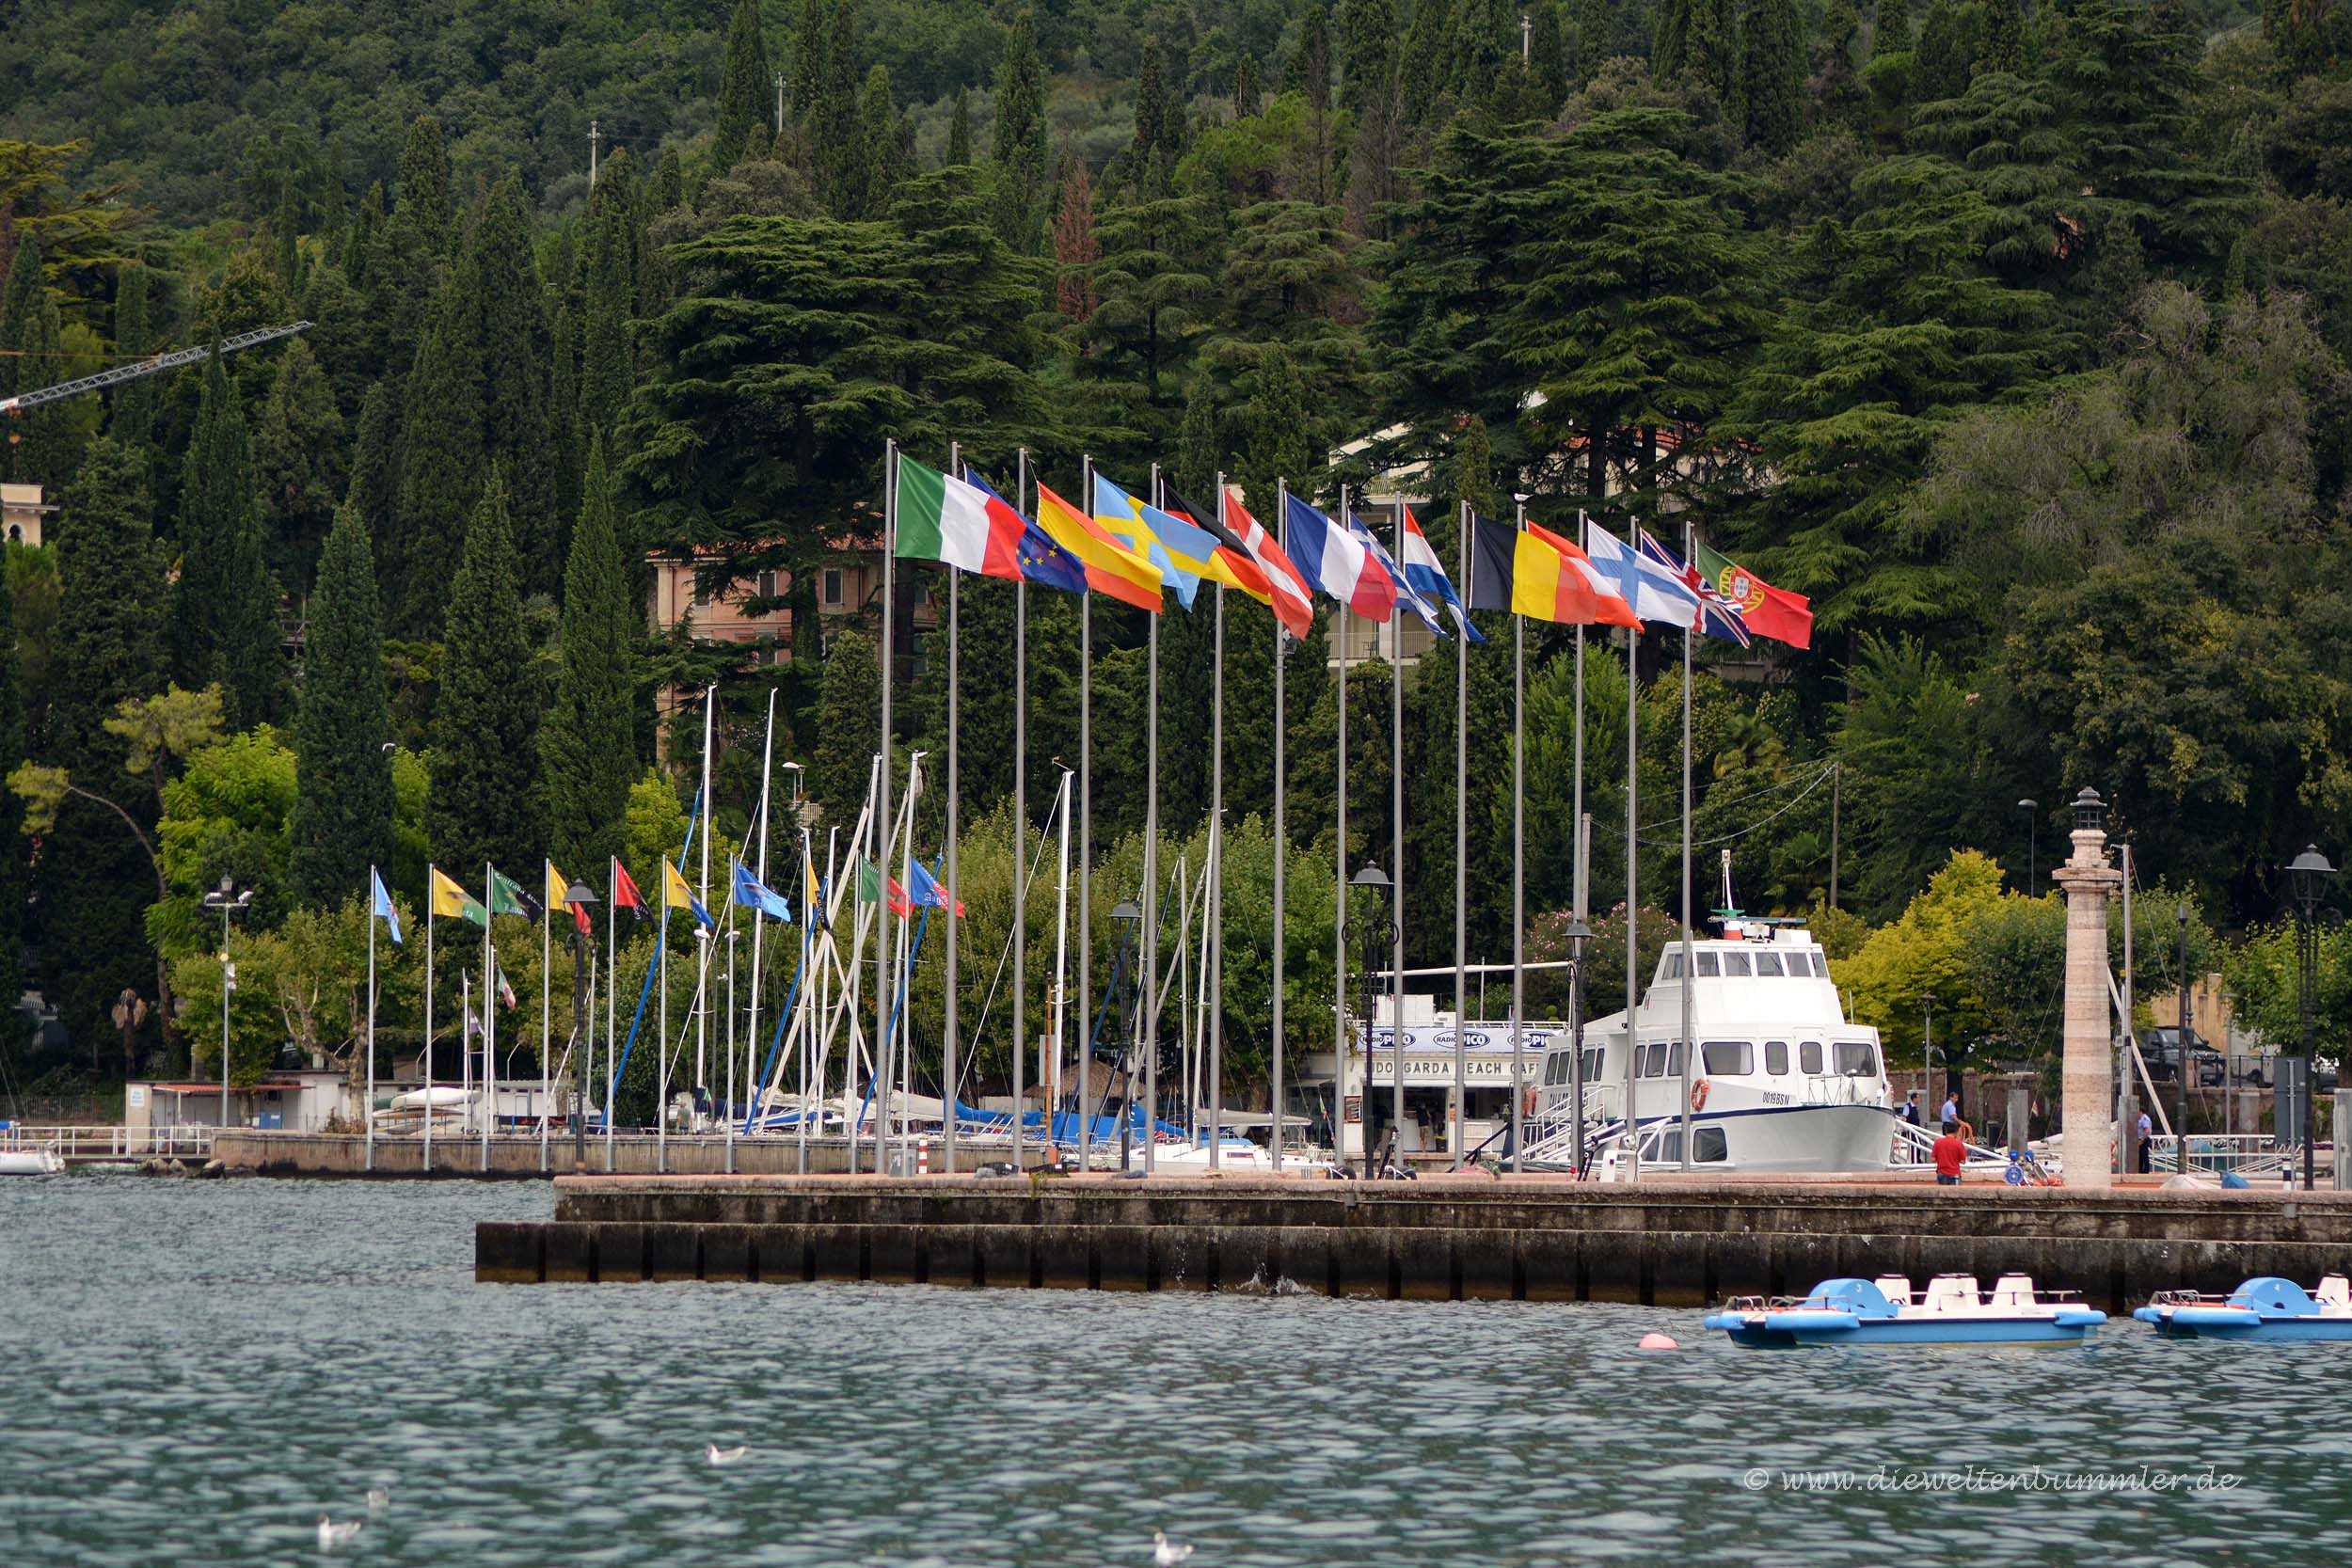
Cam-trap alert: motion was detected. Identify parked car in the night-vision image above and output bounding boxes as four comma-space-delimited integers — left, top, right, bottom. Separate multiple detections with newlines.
2140, 1027, 2226, 1086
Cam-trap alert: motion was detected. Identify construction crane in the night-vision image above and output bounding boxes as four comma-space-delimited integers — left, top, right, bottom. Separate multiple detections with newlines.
1, 321, 313, 417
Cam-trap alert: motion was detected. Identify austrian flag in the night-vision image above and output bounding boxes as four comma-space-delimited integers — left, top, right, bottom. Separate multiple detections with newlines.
893, 453, 1025, 580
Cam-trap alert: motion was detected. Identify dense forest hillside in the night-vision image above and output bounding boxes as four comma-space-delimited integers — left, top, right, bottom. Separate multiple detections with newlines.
3, 0, 2352, 1111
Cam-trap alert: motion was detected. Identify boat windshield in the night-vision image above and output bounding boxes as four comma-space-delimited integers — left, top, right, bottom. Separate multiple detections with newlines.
1834, 1040, 1878, 1077
1703, 1040, 1752, 1075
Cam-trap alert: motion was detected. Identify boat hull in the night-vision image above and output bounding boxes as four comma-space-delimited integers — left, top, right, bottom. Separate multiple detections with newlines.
1593, 1104, 1896, 1178
0, 1148, 64, 1175
2133, 1307, 2352, 1341
1706, 1313, 2105, 1348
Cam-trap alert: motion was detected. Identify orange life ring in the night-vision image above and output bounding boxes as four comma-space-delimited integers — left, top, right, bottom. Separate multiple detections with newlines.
1692, 1079, 1711, 1112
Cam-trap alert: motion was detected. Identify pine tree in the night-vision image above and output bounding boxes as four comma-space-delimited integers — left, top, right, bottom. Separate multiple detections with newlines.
946, 88, 973, 166
170, 349, 279, 725
471, 174, 556, 592
250, 336, 346, 591
991, 8, 1049, 251
428, 468, 543, 877
389, 267, 485, 633
1078, 183, 1216, 451
0, 233, 76, 486
541, 436, 639, 881
38, 439, 171, 1044
1742, 0, 1804, 153
288, 504, 395, 908
109, 261, 159, 450
713, 0, 774, 171
1054, 157, 1099, 320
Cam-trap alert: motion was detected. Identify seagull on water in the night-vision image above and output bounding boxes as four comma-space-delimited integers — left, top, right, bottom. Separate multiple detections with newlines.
1152, 1530, 1194, 1565
707, 1443, 748, 1465
317, 1515, 364, 1549
365, 1488, 389, 1513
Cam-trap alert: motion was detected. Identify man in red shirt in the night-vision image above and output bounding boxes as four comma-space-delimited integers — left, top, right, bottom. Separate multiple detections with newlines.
1932, 1120, 1965, 1186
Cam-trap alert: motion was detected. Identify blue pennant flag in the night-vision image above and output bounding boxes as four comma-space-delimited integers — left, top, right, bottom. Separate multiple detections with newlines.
731, 859, 793, 923
371, 868, 403, 946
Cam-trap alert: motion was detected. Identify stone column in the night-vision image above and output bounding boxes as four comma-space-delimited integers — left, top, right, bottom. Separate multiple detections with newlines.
2053, 791, 2122, 1190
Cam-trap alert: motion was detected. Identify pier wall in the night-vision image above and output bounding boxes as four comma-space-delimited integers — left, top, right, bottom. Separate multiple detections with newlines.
215, 1131, 912, 1179
474, 1175, 2352, 1310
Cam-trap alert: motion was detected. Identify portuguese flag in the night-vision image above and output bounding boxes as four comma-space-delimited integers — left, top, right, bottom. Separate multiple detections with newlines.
894, 453, 1025, 580
1693, 540, 1813, 650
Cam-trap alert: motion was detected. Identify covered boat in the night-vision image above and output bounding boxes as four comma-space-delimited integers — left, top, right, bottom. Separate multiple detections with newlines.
2134, 1275, 2352, 1340
1705, 1274, 2106, 1347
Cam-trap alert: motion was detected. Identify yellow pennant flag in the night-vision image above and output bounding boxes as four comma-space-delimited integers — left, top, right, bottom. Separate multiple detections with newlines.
544, 859, 570, 911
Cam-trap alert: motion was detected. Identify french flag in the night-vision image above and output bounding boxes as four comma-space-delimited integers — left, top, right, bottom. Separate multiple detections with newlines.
1284, 493, 1397, 621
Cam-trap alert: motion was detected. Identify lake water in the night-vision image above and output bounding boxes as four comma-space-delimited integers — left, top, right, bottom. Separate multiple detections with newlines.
3, 1176, 2344, 1567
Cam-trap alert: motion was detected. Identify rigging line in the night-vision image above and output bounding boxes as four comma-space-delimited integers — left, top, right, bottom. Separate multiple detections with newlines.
950, 791, 1064, 1111
1631, 759, 1838, 836
1606, 760, 1839, 850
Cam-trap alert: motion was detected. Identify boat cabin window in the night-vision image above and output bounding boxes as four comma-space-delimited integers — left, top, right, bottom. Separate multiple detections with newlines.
1835, 1040, 1878, 1077
1663, 951, 1684, 979
1640, 1041, 1667, 1078
1754, 952, 1784, 976
1667, 1041, 1685, 1078
1798, 952, 1823, 976
1703, 1040, 1753, 1075
1765, 1040, 1788, 1075
1722, 952, 1752, 976
1800, 1040, 1823, 1074
1695, 952, 1720, 976
1653, 1126, 1729, 1164
1584, 1047, 1605, 1083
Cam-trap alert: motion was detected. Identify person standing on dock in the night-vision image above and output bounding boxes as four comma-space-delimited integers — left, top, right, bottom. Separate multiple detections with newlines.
2136, 1109, 2153, 1173
1932, 1121, 1965, 1186
1901, 1091, 1923, 1128
1940, 1092, 1959, 1126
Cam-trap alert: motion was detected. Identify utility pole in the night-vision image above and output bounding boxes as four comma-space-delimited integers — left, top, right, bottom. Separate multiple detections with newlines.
589, 120, 601, 187
775, 72, 786, 135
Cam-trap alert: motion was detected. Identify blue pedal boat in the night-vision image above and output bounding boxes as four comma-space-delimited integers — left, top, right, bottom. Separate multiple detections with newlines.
1705, 1274, 2107, 1348
2134, 1275, 2352, 1340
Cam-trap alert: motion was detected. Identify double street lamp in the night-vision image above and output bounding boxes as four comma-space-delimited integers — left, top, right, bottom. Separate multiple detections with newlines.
1347, 864, 1398, 1178
2286, 845, 2335, 1192
201, 877, 257, 1131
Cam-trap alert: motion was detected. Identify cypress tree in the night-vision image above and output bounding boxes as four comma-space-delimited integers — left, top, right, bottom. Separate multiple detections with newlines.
1338, 0, 1397, 114
811, 624, 881, 819
548, 297, 583, 545
471, 175, 556, 593
0, 539, 23, 1021
1287, 3, 1335, 112
1135, 36, 1167, 168
541, 436, 639, 880
853, 64, 898, 217
1531, 0, 1572, 112
1655, 0, 1693, 76
1913, 0, 1976, 103
580, 149, 638, 439
1979, 0, 2025, 75
792, 0, 826, 118
343, 382, 401, 556
371, 115, 453, 382
342, 180, 384, 290
171, 349, 279, 725
1742, 0, 1805, 153
713, 0, 774, 171
110, 261, 159, 451
1174, 375, 1223, 501
38, 440, 171, 1045
814, 4, 868, 217
390, 266, 485, 632
1811, 0, 1868, 135
250, 337, 346, 591
946, 90, 973, 166
1234, 55, 1262, 119
427, 468, 543, 877
288, 504, 395, 907
0, 233, 76, 486
991, 8, 1049, 250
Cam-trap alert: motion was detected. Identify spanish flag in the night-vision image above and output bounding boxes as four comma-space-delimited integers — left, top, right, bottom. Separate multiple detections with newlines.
1514, 520, 1641, 628
429, 865, 487, 927
663, 859, 714, 927
1035, 480, 1162, 611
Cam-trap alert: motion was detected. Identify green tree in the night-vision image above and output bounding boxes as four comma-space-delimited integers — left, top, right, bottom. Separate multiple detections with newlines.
1742, 0, 1804, 154
250, 337, 345, 591
1979, 0, 2024, 74
471, 174, 557, 592
0, 537, 22, 1021
288, 504, 395, 909
0, 231, 77, 486
1078, 182, 1216, 457
108, 260, 159, 450
713, 0, 774, 172
541, 436, 639, 881
427, 470, 542, 878
390, 266, 485, 632
369, 115, 453, 382
812, 624, 880, 820
1912, 0, 1978, 103
580, 149, 638, 440
170, 349, 279, 726
991, 8, 1049, 251
946, 89, 973, 166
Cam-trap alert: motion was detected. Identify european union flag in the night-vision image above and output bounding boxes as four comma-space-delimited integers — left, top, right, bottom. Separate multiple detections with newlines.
965, 467, 1087, 595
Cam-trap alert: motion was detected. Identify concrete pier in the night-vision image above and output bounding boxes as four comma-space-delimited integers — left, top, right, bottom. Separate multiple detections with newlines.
474, 1174, 2352, 1310
216, 1131, 923, 1178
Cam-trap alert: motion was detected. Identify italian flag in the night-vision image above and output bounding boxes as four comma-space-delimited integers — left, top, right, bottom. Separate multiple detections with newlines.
894, 453, 1024, 580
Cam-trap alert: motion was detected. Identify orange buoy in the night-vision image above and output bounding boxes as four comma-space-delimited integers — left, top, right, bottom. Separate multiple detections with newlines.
1637, 1331, 1680, 1350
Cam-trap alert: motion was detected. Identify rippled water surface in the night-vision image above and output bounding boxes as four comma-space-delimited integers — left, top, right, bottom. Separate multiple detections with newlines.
4, 1177, 2347, 1567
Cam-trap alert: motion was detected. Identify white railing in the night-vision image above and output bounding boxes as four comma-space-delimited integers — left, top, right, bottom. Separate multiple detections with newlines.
1887, 1119, 2011, 1170
2148, 1133, 2296, 1178
0, 1124, 215, 1160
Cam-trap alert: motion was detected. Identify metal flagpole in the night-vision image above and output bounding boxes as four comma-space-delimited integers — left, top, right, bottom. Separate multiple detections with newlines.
1454, 504, 1470, 1163
798, 829, 815, 1172
1270, 480, 1287, 1172
944, 441, 961, 1176
1511, 500, 1526, 1174
657, 850, 670, 1174
878, 440, 898, 1172
482, 862, 496, 1173
366, 865, 377, 1174
748, 689, 777, 1149
1209, 499, 1226, 1174
541, 859, 552, 1173
696, 689, 715, 1113
1572, 594, 1589, 1174
1334, 481, 1351, 1172
1050, 767, 1073, 1155
1012, 449, 1028, 1171
1678, 517, 1697, 1171
1079, 457, 1095, 1169
423, 890, 435, 1174
1142, 473, 1162, 1176
605, 857, 617, 1173
1391, 501, 1406, 1170
1619, 511, 1642, 1184
724, 927, 737, 1169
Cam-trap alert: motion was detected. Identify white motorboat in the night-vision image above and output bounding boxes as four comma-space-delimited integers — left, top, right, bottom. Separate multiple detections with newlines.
0, 1144, 65, 1175
1525, 915, 1896, 1176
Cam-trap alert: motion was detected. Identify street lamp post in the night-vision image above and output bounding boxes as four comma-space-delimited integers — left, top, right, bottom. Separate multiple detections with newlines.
564, 880, 599, 1167
1923, 994, 1935, 1114
2287, 845, 2335, 1192
1109, 899, 1141, 1172
201, 878, 256, 1132
1348, 865, 1397, 1178
1563, 917, 1595, 1177
2176, 901, 2192, 1175
2019, 799, 2039, 891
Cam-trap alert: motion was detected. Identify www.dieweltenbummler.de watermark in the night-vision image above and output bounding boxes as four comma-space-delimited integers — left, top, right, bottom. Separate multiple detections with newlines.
1742, 1465, 2243, 1495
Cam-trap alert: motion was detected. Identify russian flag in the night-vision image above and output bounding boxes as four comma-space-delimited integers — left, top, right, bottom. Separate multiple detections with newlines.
1283, 493, 1397, 621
